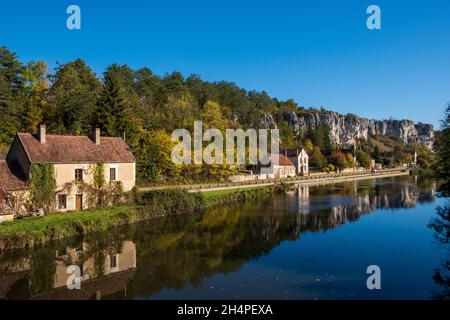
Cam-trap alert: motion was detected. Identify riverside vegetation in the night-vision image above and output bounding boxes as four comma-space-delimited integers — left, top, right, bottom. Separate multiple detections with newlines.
0, 47, 436, 185
0, 186, 276, 251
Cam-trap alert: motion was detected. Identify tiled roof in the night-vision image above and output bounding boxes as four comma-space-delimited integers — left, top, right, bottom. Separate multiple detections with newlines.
0, 161, 27, 191
17, 133, 136, 164
270, 154, 295, 167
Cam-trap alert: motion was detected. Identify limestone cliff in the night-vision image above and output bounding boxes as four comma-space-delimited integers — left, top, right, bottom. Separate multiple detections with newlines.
263, 110, 434, 149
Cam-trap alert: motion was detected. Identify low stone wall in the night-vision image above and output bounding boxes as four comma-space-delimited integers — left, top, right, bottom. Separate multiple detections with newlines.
228, 174, 273, 182
191, 169, 410, 193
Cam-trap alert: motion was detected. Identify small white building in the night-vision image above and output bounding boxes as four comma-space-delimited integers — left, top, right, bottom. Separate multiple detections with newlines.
281, 148, 309, 176
261, 154, 296, 179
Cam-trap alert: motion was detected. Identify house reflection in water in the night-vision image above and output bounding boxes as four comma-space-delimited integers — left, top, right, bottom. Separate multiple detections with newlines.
0, 241, 136, 300
0, 177, 440, 300
286, 178, 437, 231
287, 186, 310, 214
53, 241, 136, 290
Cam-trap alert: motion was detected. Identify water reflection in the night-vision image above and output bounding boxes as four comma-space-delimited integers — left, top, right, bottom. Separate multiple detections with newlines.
0, 177, 441, 300
428, 199, 450, 300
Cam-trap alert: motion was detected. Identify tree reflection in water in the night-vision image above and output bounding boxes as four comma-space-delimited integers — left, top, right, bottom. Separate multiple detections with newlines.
428, 196, 450, 300
0, 176, 444, 300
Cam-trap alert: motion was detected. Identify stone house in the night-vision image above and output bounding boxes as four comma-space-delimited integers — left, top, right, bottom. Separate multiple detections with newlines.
281, 148, 309, 176
261, 154, 296, 179
0, 160, 28, 221
1, 124, 136, 217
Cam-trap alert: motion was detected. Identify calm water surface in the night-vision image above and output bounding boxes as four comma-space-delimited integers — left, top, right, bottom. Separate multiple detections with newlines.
0, 176, 448, 300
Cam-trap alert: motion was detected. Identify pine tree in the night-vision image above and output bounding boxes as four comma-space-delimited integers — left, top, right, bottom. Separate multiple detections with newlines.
95, 73, 131, 138
0, 47, 25, 144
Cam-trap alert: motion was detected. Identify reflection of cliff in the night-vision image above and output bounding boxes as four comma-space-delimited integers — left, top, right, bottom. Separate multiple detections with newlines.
284, 179, 437, 231
0, 177, 439, 300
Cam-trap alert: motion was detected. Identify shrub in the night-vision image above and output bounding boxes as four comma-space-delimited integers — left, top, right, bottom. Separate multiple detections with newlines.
136, 188, 205, 216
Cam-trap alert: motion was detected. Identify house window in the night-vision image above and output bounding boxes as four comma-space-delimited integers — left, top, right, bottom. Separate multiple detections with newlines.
110, 255, 117, 268
58, 194, 67, 209
75, 169, 83, 182
110, 168, 117, 182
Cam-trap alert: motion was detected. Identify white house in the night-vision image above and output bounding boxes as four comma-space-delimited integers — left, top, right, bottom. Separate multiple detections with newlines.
261, 154, 296, 179
281, 148, 309, 176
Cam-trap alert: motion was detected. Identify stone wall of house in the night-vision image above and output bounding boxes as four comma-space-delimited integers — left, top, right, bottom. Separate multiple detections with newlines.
54, 162, 136, 212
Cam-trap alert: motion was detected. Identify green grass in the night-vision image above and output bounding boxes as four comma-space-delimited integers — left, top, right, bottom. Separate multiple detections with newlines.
202, 186, 268, 202
0, 205, 143, 251
0, 186, 276, 251
0, 205, 138, 236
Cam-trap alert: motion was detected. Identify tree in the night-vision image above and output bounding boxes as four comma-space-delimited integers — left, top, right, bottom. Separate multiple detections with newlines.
309, 147, 327, 169
434, 104, 450, 194
0, 47, 25, 144
346, 153, 355, 168
393, 146, 411, 165
48, 59, 99, 134
356, 149, 372, 168
22, 61, 49, 132
278, 120, 295, 148
248, 90, 277, 113
304, 138, 314, 152
95, 73, 132, 138
136, 130, 180, 182
135, 67, 166, 108
201, 100, 226, 130
305, 123, 331, 149
372, 145, 382, 163
332, 151, 348, 172
163, 71, 186, 99
29, 163, 56, 212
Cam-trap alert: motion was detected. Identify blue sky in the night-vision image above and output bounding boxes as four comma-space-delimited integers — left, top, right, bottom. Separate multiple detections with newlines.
1, 0, 449, 128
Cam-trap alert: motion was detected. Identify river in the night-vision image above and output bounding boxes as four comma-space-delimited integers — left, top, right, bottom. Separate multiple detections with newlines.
0, 175, 448, 300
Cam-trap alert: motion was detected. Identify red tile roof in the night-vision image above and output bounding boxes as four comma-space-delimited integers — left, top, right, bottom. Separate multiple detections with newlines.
269, 154, 295, 167
0, 160, 27, 191
17, 133, 135, 164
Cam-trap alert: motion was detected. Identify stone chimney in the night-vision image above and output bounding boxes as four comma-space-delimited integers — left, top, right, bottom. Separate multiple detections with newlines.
92, 127, 101, 145
37, 124, 46, 144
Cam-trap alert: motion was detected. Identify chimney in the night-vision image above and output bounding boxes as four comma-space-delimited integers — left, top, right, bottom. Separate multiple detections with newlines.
37, 124, 46, 144
92, 127, 101, 145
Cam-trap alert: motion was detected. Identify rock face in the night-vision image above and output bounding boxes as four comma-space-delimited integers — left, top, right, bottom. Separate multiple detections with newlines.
274, 111, 434, 148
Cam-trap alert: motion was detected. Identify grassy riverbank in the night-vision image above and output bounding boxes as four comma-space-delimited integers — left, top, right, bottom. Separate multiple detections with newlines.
0, 186, 274, 251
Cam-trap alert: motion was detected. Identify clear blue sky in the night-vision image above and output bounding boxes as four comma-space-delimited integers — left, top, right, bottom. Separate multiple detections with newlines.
1, 0, 449, 128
